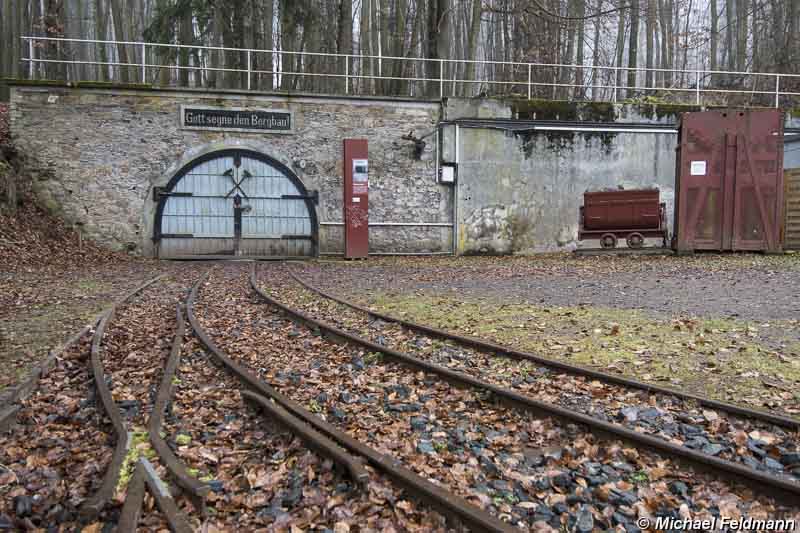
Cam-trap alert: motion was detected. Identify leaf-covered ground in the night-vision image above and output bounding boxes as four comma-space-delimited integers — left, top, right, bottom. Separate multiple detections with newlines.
296, 254, 800, 415
0, 261, 170, 392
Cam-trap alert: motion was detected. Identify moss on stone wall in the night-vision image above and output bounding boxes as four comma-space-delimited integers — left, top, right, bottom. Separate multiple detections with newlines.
633, 102, 703, 120
508, 99, 617, 122
3, 78, 152, 91
511, 99, 578, 121
582, 102, 616, 122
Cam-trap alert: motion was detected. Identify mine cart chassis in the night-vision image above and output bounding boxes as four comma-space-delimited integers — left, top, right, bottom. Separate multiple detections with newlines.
579, 202, 669, 249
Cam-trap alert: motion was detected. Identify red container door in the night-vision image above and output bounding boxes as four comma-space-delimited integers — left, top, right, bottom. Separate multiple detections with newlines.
675, 109, 784, 253
675, 111, 728, 251
731, 110, 784, 252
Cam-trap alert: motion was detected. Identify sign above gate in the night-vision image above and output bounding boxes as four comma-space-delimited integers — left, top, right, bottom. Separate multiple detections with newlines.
179, 105, 293, 134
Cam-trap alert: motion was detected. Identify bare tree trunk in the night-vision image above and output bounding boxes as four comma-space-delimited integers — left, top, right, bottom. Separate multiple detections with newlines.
710, 0, 718, 82
725, 0, 735, 70
627, 0, 640, 97
359, 0, 372, 94
409, 0, 424, 95
95, 0, 110, 81
280, 1, 297, 91
265, 0, 274, 90
614, 6, 627, 97
15, 0, 26, 79
680, 0, 692, 88
563, 0, 577, 97
465, 0, 483, 96
427, 0, 443, 96
658, 0, 673, 86
378, 0, 390, 94
337, 0, 353, 93
392, 0, 408, 95
790, 0, 799, 70
645, 0, 655, 88
751, 0, 758, 72
0, 1, 7, 80
590, 0, 602, 99
575, 0, 586, 98
110, 0, 130, 82
179, 7, 193, 86
735, 0, 747, 71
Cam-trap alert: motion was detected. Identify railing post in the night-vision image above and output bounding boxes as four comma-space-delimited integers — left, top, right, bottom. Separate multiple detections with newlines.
345, 55, 349, 95
141, 43, 146, 83
695, 70, 701, 105
612, 71, 617, 103
247, 50, 252, 90
439, 59, 444, 99
528, 64, 532, 100
28, 38, 34, 79
775, 74, 781, 108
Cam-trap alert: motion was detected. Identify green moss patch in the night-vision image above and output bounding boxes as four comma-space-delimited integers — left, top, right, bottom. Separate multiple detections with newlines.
117, 429, 156, 492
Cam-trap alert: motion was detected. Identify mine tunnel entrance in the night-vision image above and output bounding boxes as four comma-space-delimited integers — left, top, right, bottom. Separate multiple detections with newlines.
153, 149, 318, 258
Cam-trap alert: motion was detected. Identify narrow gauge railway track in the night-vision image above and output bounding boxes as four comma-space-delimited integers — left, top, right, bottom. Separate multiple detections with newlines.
0, 275, 179, 530
88, 272, 204, 530
188, 268, 516, 532
166, 330, 452, 530
285, 264, 800, 483
195, 263, 798, 531
2, 268, 455, 531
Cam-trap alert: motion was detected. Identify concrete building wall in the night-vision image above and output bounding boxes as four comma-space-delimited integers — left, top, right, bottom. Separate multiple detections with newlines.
9, 84, 449, 255
443, 99, 678, 253
454, 126, 677, 253
11, 84, 795, 255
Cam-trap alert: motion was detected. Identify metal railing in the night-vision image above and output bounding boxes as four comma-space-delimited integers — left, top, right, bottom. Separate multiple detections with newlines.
19, 36, 800, 108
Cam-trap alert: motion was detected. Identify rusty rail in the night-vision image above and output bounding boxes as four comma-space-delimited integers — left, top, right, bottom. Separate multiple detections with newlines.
242, 391, 370, 487
117, 461, 147, 532
140, 457, 194, 532
187, 270, 518, 533
288, 267, 800, 430
117, 457, 194, 533
80, 275, 165, 519
148, 303, 210, 512
252, 264, 800, 506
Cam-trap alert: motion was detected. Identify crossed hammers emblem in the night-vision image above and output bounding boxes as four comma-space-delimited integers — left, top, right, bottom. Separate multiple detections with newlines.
223, 156, 252, 198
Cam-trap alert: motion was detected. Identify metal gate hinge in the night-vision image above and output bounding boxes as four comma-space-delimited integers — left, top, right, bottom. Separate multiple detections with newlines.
282, 190, 319, 205
153, 187, 193, 201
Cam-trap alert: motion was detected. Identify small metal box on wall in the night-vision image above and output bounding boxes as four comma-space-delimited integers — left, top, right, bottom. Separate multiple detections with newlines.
674, 109, 784, 254
343, 139, 369, 258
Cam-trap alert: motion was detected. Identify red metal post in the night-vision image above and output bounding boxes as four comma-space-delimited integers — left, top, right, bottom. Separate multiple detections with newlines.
343, 139, 369, 258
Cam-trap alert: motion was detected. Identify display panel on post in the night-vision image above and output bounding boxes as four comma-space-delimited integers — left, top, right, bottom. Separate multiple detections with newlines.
343, 139, 369, 258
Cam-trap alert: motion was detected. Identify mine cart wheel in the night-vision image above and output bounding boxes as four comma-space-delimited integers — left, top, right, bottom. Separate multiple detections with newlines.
600, 233, 618, 249
626, 232, 645, 249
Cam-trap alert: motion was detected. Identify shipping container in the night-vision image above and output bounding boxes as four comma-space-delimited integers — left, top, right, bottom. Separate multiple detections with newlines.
674, 109, 784, 253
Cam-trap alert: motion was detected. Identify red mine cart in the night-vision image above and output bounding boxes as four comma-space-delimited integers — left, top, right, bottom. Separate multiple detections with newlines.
578, 189, 668, 248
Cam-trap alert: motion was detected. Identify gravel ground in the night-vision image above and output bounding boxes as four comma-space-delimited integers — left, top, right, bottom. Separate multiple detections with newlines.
280, 264, 800, 481
191, 262, 800, 532
304, 254, 800, 322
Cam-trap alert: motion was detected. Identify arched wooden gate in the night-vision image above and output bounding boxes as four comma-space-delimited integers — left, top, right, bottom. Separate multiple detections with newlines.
153, 149, 317, 258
